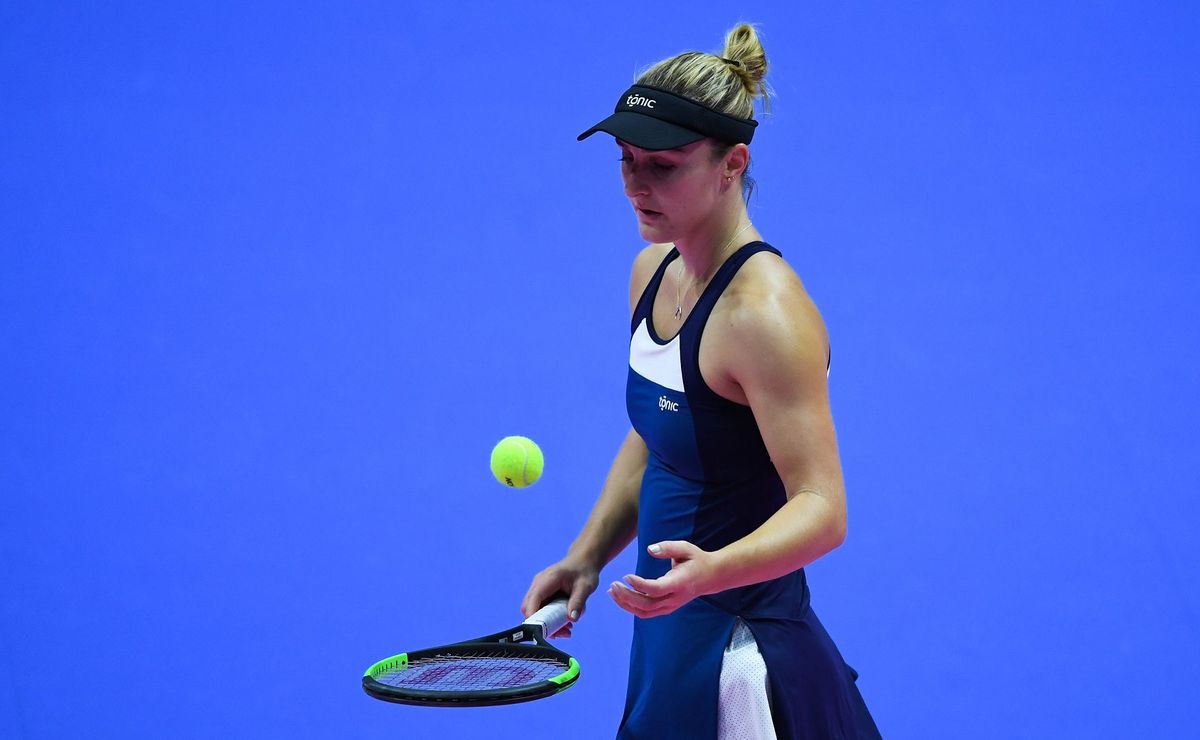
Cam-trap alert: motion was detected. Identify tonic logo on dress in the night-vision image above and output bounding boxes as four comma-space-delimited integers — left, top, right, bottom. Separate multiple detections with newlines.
658, 396, 680, 412
626, 94, 656, 109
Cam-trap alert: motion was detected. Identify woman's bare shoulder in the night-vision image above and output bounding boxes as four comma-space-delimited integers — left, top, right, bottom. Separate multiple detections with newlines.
632, 242, 674, 279
629, 242, 674, 313
723, 250, 828, 353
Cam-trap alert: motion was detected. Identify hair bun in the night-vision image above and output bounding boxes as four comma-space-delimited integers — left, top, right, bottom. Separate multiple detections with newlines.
634, 23, 771, 123
722, 23, 769, 100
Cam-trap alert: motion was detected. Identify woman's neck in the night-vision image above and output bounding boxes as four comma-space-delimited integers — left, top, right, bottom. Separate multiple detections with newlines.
673, 201, 758, 282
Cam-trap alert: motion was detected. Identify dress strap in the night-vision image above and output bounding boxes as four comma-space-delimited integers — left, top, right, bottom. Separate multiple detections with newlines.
679, 242, 782, 406
687, 241, 781, 324
630, 246, 680, 335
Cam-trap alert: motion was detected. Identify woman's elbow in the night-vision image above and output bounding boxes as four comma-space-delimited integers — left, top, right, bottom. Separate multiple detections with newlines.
827, 507, 848, 550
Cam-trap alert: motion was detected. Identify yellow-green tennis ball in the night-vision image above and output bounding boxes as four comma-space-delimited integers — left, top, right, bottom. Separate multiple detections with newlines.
490, 436, 544, 488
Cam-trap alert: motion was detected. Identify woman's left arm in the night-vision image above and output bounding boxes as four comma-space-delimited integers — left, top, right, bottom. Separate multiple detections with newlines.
610, 287, 846, 618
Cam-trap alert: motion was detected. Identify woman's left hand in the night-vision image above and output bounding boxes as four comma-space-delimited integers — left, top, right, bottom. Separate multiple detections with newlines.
608, 541, 721, 618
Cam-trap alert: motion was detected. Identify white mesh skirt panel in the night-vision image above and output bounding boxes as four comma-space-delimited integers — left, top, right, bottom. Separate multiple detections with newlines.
717, 619, 778, 740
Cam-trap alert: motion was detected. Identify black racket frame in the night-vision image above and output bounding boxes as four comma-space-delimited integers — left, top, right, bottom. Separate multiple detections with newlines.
362, 621, 579, 707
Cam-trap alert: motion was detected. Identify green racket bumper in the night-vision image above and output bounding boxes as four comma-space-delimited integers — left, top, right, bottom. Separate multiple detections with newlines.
549, 657, 580, 689
364, 653, 408, 678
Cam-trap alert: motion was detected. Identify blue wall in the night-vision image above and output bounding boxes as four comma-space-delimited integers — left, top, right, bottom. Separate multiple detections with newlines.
2, 2, 1197, 737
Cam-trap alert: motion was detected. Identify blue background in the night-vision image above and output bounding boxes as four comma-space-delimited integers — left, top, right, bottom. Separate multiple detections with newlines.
2, 2, 1197, 737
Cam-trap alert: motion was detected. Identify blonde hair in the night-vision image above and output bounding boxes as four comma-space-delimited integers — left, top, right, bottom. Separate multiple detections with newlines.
636, 23, 771, 123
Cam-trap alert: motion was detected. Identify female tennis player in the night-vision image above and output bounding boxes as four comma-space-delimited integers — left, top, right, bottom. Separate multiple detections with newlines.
522, 23, 881, 739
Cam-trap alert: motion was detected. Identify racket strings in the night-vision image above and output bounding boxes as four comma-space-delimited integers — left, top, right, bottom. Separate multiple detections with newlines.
376, 651, 569, 692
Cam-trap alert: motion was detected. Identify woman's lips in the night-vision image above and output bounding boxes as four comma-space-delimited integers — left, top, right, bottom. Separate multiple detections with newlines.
637, 207, 663, 220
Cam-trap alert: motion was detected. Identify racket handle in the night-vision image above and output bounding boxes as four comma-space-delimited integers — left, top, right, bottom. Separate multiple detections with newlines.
524, 598, 571, 637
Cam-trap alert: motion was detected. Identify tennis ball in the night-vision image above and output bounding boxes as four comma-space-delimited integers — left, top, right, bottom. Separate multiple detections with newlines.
490, 436, 544, 488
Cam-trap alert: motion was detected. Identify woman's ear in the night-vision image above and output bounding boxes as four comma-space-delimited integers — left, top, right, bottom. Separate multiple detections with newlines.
724, 143, 750, 180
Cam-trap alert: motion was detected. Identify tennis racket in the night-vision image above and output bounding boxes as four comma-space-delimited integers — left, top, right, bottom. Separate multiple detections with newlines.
362, 598, 579, 707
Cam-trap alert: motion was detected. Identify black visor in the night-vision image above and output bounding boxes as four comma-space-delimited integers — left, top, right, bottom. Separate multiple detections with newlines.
577, 84, 758, 150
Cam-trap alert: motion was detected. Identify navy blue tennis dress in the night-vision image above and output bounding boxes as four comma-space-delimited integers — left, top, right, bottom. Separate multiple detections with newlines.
618, 242, 880, 739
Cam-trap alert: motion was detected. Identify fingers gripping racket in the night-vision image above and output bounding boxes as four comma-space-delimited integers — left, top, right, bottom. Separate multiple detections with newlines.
362, 599, 579, 707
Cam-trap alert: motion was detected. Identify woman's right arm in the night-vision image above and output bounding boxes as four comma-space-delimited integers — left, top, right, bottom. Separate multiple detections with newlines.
520, 428, 646, 627
520, 244, 667, 630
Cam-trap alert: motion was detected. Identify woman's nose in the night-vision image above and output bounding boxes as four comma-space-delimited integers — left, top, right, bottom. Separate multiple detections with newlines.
623, 168, 648, 198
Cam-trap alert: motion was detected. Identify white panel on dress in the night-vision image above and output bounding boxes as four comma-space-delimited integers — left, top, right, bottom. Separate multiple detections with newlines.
718, 619, 778, 740
629, 318, 685, 393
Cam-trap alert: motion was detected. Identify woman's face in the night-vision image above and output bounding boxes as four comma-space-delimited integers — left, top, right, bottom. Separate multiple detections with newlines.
618, 139, 732, 243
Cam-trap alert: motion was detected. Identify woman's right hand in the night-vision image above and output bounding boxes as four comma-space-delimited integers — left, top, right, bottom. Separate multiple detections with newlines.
521, 555, 600, 639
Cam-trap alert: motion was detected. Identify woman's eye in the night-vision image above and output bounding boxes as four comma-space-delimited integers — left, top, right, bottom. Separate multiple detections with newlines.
617, 156, 673, 173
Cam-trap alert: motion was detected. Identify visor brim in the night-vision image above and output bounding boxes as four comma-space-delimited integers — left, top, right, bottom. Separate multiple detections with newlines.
577, 111, 706, 151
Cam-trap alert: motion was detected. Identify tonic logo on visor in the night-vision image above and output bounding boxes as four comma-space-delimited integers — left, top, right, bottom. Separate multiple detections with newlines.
578, 84, 758, 149
625, 94, 657, 109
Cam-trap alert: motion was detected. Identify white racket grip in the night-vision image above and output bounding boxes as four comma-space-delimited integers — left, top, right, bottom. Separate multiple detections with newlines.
523, 598, 571, 637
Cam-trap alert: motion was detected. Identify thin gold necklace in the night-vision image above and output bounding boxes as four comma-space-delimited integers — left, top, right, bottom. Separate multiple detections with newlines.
674, 222, 754, 320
